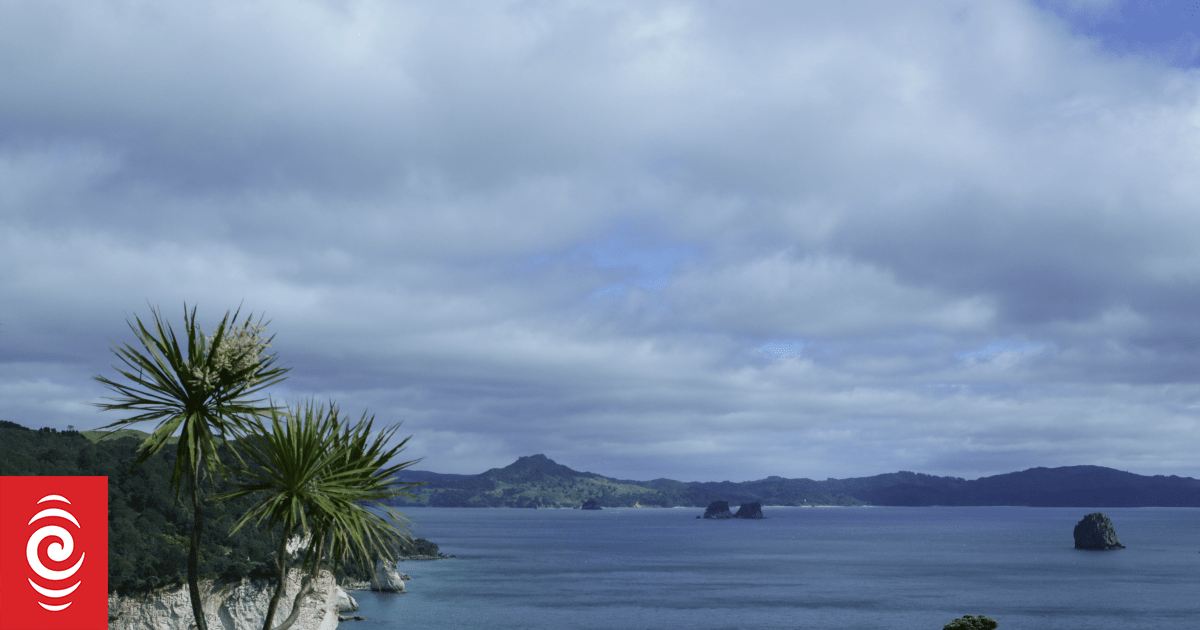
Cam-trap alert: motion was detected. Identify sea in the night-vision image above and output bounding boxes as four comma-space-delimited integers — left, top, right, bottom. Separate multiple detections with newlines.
351, 506, 1200, 630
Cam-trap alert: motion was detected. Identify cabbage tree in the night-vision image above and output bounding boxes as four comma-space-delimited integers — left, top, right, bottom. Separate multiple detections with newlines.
218, 400, 420, 630
93, 304, 289, 630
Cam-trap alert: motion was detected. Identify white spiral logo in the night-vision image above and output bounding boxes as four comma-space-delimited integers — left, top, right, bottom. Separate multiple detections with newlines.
26, 494, 85, 612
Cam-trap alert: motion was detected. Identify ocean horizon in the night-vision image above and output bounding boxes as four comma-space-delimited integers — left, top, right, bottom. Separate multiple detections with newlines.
353, 506, 1200, 629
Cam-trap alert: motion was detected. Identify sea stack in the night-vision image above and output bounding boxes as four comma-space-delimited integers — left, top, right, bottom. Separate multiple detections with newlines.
371, 558, 408, 592
335, 586, 359, 613
733, 502, 764, 519
581, 499, 602, 510
1073, 512, 1125, 550
700, 500, 735, 519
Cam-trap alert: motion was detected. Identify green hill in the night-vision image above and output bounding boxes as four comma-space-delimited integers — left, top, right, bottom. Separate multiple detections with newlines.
393, 455, 1200, 509
0, 421, 278, 594
0, 420, 391, 595
80, 427, 153, 443
391, 454, 862, 508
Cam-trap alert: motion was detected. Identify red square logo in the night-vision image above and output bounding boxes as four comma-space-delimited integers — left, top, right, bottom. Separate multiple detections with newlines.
0, 477, 108, 630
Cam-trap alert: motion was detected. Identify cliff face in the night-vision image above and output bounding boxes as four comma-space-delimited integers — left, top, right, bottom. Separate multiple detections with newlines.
108, 569, 342, 630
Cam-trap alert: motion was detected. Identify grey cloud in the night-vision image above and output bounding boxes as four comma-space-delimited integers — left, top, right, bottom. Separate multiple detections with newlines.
3, 0, 1200, 481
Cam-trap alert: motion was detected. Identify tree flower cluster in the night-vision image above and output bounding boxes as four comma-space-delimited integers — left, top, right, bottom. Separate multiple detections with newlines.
190, 320, 272, 390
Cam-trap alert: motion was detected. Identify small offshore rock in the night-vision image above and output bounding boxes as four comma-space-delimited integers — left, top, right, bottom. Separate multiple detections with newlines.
339, 615, 367, 622
335, 586, 359, 613
371, 558, 408, 592
733, 502, 764, 519
581, 499, 602, 510
701, 500, 735, 519
1073, 512, 1125, 550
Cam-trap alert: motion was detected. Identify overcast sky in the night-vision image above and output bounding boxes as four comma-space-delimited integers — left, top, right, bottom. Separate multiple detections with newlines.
4, 0, 1200, 482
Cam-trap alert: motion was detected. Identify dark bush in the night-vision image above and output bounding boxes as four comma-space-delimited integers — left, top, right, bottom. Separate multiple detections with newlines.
944, 614, 998, 630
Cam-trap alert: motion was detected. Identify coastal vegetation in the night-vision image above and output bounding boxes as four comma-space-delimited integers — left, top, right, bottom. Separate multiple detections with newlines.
0, 422, 423, 596
944, 615, 999, 630
92, 305, 289, 630
217, 400, 418, 630
87, 304, 418, 630
0, 422, 278, 594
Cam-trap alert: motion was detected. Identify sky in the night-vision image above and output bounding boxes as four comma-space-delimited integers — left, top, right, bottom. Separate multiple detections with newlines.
3, 0, 1200, 483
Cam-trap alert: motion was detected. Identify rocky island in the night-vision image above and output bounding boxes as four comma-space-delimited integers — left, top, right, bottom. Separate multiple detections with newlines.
699, 500, 735, 518
697, 500, 766, 519
1073, 512, 1125, 550
733, 502, 764, 519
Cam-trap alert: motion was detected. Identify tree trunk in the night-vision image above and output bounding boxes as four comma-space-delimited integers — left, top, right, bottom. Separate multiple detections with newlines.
261, 531, 291, 630
271, 536, 325, 630
270, 574, 316, 630
188, 466, 208, 630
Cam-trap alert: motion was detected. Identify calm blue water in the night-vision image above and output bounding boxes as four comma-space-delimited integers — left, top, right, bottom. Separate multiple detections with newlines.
351, 507, 1200, 629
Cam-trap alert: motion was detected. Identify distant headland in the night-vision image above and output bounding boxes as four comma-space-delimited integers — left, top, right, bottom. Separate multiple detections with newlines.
388, 454, 1200, 509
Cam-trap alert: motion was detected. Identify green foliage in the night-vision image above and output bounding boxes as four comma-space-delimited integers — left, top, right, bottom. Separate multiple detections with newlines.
216, 400, 421, 630
944, 614, 999, 630
92, 304, 291, 630
0, 425, 278, 595
220, 401, 421, 571
91, 303, 289, 492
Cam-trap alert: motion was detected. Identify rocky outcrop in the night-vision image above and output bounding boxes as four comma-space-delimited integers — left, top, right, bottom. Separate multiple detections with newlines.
581, 499, 601, 510
733, 502, 764, 519
398, 538, 439, 556
1074, 512, 1125, 550
370, 558, 407, 593
108, 569, 340, 630
334, 587, 358, 614
396, 538, 455, 560
699, 500, 734, 519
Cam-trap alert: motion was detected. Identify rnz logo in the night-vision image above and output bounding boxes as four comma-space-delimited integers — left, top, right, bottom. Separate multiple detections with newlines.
1, 476, 107, 630
28, 494, 86, 611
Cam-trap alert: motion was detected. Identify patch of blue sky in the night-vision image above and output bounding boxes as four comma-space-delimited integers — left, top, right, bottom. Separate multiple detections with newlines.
586, 275, 674, 299
579, 231, 698, 274
1033, 0, 1200, 67
956, 341, 1046, 360
758, 340, 806, 357
553, 227, 701, 299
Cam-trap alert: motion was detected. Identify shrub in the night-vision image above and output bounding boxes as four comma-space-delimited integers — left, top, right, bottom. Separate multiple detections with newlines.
944, 614, 998, 630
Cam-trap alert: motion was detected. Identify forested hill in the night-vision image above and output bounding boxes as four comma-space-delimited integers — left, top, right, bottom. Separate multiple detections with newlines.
390, 454, 1200, 508
0, 420, 399, 596
0, 420, 279, 594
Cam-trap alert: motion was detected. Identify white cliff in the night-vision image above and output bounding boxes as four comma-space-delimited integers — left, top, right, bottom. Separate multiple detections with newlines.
108, 569, 344, 630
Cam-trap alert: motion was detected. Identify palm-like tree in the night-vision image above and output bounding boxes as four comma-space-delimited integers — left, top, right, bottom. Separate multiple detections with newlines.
93, 304, 289, 630
218, 400, 420, 630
